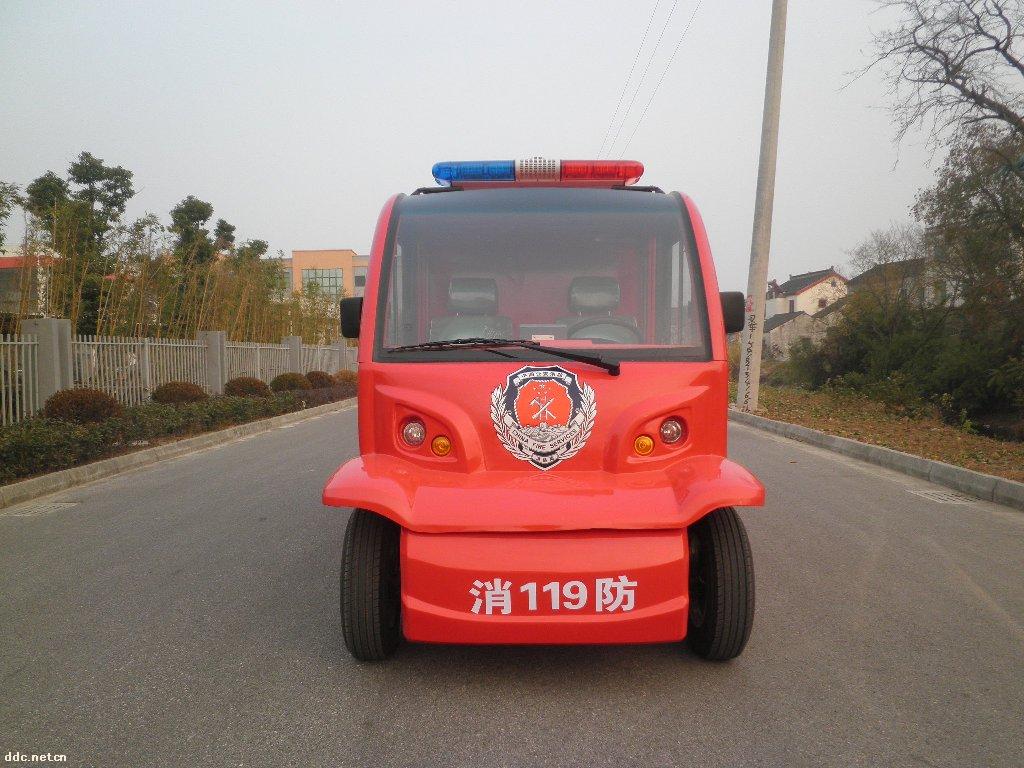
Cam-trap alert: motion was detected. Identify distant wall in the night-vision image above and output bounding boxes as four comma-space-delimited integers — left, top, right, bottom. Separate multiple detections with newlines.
765, 314, 827, 360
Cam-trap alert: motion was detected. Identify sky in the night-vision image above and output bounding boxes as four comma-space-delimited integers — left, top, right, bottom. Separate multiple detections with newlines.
0, 0, 936, 291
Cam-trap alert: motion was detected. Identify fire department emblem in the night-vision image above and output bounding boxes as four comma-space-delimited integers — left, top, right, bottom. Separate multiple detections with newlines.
490, 365, 597, 470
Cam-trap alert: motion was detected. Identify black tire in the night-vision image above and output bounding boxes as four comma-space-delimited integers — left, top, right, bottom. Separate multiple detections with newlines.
340, 509, 402, 661
686, 507, 755, 661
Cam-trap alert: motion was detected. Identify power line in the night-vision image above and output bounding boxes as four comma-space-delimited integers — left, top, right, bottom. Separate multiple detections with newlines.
604, 0, 680, 159
619, 0, 703, 157
597, 0, 662, 159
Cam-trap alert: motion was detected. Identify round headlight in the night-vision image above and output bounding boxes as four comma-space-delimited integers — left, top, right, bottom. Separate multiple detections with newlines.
402, 419, 426, 447
659, 418, 686, 444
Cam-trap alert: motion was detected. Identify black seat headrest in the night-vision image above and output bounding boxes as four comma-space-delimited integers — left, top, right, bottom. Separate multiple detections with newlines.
569, 276, 621, 314
449, 277, 499, 315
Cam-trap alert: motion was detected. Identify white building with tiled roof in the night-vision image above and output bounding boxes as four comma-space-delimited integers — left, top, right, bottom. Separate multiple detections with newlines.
765, 267, 847, 319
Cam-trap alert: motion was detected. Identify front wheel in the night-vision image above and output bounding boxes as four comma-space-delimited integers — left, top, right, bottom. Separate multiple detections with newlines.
340, 509, 402, 661
686, 507, 755, 661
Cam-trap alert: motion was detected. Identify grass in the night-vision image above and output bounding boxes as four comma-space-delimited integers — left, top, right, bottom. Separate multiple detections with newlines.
744, 385, 1024, 484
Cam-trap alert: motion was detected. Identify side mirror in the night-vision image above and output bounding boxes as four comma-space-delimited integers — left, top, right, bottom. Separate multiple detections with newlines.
720, 291, 745, 334
340, 297, 363, 339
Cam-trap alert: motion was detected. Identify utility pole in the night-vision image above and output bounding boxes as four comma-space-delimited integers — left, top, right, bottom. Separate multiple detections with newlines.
736, 0, 788, 412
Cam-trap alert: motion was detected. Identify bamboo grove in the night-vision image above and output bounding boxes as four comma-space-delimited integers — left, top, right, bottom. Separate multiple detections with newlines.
2, 155, 341, 343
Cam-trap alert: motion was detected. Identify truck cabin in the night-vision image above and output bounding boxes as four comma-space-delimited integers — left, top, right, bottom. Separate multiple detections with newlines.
373, 186, 714, 365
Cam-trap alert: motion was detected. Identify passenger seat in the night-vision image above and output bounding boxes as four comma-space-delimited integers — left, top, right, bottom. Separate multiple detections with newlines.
428, 277, 513, 342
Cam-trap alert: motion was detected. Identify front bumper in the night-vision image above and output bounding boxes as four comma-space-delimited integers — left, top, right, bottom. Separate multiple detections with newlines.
402, 528, 688, 644
323, 453, 764, 533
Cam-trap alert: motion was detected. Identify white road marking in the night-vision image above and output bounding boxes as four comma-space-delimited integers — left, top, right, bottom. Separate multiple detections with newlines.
3, 501, 79, 518
909, 489, 975, 504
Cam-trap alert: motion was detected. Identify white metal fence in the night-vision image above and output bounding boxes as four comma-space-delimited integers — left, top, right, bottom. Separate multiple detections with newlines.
225, 341, 291, 383
0, 333, 39, 426
2, 319, 357, 426
300, 344, 342, 373
149, 338, 208, 392
72, 335, 209, 407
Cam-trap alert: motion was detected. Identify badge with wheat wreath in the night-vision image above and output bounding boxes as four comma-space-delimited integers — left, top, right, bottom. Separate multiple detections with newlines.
490, 365, 597, 470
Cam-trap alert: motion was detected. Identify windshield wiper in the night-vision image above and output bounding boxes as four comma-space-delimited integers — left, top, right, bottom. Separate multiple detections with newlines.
389, 338, 621, 376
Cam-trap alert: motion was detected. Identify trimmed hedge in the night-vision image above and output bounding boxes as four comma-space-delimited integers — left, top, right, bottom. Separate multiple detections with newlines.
305, 370, 335, 389
0, 385, 356, 485
287, 382, 356, 407
270, 372, 312, 392
224, 376, 271, 397
44, 388, 122, 424
334, 369, 358, 385
152, 381, 208, 405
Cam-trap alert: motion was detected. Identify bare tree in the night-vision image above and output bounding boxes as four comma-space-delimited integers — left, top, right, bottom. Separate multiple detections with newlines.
873, 2, 1024, 312
872, 0, 1024, 148
847, 223, 945, 317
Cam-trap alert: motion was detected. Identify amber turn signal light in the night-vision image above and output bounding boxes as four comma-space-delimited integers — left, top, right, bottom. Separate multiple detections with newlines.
431, 435, 452, 456
633, 435, 655, 456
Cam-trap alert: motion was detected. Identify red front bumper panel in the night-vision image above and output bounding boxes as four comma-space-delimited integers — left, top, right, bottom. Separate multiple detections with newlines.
401, 528, 689, 644
323, 453, 764, 533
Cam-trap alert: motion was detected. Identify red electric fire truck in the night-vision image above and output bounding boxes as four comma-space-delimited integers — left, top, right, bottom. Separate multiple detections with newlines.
323, 158, 764, 661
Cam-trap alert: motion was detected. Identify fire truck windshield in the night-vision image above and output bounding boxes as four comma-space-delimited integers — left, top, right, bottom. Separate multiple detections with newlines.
375, 187, 711, 364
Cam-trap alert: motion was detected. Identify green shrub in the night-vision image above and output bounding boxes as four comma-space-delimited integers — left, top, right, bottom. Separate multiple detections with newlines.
224, 376, 270, 397
284, 384, 357, 408
270, 372, 312, 392
770, 338, 830, 388
333, 379, 358, 399
151, 381, 208, 405
1, 386, 357, 486
831, 371, 929, 418
333, 369, 358, 385
0, 419, 84, 483
305, 370, 335, 389
0, 395, 303, 484
727, 339, 740, 382
43, 388, 122, 424
988, 358, 1024, 411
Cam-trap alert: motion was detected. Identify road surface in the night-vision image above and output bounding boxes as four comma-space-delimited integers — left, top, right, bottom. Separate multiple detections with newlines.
2, 406, 1022, 767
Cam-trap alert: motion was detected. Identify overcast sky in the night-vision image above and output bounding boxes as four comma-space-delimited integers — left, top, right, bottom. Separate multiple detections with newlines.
1, 0, 934, 291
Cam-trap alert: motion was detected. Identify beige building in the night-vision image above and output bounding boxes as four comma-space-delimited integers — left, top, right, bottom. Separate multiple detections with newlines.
279, 249, 369, 299
0, 250, 43, 317
758, 267, 848, 359
765, 267, 847, 319
0, 254, 23, 314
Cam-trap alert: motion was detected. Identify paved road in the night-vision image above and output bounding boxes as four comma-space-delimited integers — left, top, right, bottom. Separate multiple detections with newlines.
2, 406, 1022, 767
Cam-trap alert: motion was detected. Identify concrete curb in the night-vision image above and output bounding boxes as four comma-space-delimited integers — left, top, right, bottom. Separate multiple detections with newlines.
729, 408, 1024, 513
0, 398, 358, 510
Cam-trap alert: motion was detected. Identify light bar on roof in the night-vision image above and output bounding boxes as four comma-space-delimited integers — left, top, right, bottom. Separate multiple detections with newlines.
431, 158, 644, 186
431, 160, 516, 185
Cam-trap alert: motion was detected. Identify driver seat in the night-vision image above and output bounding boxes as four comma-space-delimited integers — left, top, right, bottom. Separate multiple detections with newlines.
557, 276, 640, 343
429, 277, 513, 341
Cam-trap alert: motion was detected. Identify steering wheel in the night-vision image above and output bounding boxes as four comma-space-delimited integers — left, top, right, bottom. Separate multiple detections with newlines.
566, 317, 641, 344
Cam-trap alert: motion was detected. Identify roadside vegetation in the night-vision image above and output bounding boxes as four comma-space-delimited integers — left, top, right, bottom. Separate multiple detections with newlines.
752, 384, 1024, 483
0, 373, 356, 485
0, 153, 340, 342
750, 1, 1024, 451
